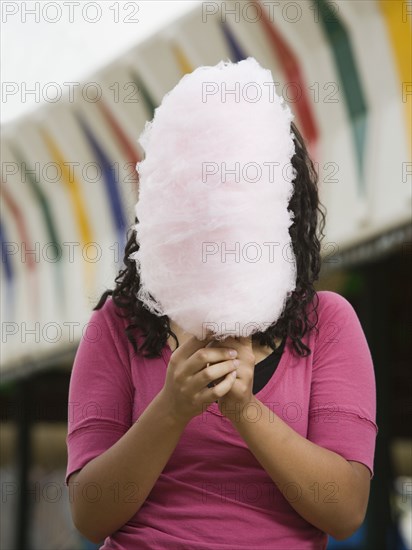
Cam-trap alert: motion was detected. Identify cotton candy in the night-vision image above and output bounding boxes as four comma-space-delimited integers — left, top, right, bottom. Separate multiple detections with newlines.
129, 56, 297, 341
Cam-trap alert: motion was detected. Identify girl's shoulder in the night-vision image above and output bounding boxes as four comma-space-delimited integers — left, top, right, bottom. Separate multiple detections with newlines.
93, 294, 130, 329
313, 290, 357, 324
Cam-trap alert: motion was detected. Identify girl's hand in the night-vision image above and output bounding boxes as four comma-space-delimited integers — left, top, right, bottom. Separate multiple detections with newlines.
206, 336, 256, 421
160, 333, 239, 425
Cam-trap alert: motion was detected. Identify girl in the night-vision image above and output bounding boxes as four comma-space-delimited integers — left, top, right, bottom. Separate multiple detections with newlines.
65, 122, 378, 549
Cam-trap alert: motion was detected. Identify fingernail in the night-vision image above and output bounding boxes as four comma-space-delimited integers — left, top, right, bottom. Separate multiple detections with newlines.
233, 359, 240, 367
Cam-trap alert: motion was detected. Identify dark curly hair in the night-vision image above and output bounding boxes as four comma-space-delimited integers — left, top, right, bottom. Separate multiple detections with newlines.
94, 121, 326, 358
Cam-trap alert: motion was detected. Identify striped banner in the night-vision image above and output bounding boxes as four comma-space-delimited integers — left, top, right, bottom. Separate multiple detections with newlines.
1, 182, 39, 318
171, 42, 194, 74
254, 0, 319, 159
96, 100, 141, 199
379, 0, 412, 155
315, 0, 368, 191
220, 20, 247, 61
0, 218, 15, 320
75, 113, 127, 262
39, 126, 96, 295
8, 143, 66, 316
129, 70, 158, 121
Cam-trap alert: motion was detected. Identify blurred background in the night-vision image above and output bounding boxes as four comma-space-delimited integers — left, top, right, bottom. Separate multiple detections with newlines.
1, 1, 411, 548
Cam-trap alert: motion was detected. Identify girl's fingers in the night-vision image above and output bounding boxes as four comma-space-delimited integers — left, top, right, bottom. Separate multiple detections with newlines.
186, 347, 237, 376
199, 369, 237, 400
191, 360, 237, 393
172, 334, 215, 364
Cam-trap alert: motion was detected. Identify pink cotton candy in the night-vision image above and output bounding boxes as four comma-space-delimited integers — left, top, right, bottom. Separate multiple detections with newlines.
129, 57, 297, 340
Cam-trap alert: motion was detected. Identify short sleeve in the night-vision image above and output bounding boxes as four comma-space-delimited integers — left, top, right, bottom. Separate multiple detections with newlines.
65, 298, 134, 485
307, 291, 378, 479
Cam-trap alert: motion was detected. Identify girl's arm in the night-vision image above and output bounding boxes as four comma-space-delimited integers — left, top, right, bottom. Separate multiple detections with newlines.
218, 293, 376, 540
69, 390, 188, 543
69, 332, 236, 544
228, 395, 371, 540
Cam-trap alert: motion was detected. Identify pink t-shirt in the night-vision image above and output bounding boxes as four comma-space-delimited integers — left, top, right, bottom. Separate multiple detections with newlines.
65, 290, 378, 549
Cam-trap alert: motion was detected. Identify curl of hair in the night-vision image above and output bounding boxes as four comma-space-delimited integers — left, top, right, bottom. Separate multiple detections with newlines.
94, 121, 326, 358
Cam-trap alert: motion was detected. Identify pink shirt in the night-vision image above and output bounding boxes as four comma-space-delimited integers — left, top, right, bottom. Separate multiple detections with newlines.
65, 290, 378, 549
